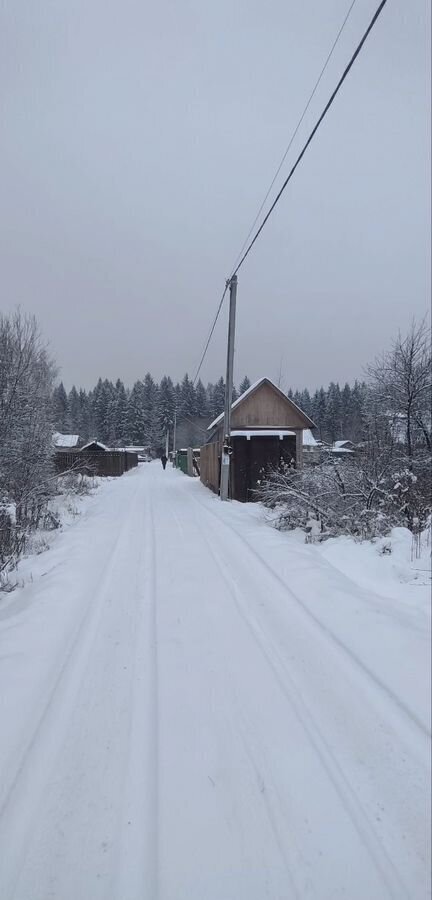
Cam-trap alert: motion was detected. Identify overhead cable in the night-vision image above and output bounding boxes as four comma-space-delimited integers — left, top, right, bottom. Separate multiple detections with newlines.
192, 282, 229, 385
232, 0, 389, 277
230, 0, 359, 274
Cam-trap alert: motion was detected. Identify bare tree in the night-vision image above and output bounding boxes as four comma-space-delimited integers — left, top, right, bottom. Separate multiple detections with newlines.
367, 319, 431, 459
0, 310, 57, 571
259, 323, 431, 542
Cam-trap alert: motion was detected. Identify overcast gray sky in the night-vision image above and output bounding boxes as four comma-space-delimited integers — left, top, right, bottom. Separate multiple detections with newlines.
1, 0, 430, 391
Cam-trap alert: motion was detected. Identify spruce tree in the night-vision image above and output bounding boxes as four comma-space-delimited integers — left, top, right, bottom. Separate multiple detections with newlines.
126, 381, 145, 445
158, 376, 175, 445
142, 373, 159, 447
326, 382, 342, 442
195, 379, 208, 417
239, 375, 251, 395
68, 386, 81, 434
211, 377, 225, 417
53, 382, 69, 432
180, 373, 197, 417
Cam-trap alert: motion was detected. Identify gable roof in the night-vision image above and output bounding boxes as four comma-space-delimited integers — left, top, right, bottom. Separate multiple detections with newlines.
53, 432, 80, 448
80, 440, 110, 451
334, 439, 355, 449
208, 377, 315, 430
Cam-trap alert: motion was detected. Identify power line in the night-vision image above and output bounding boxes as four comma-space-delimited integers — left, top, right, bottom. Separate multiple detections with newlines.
232, 0, 389, 277
191, 0, 388, 386
230, 0, 359, 275
192, 282, 229, 385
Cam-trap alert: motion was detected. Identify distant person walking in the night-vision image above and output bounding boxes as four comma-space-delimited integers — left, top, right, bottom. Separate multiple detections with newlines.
161, 454, 168, 470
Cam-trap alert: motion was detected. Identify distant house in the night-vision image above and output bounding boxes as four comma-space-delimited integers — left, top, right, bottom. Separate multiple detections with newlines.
52, 432, 82, 451
54, 439, 138, 477
117, 446, 153, 462
333, 439, 355, 452
303, 429, 319, 451
80, 440, 110, 453
200, 377, 315, 501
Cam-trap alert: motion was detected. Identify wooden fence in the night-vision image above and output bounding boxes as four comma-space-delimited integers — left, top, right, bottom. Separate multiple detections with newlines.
199, 442, 220, 494
54, 450, 138, 477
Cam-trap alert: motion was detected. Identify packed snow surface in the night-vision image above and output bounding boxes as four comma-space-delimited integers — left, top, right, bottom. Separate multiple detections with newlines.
0, 463, 430, 899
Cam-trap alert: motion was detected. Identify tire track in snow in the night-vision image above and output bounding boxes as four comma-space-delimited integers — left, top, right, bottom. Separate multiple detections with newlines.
114, 483, 159, 900
187, 491, 412, 899
0, 486, 142, 897
190, 488, 430, 744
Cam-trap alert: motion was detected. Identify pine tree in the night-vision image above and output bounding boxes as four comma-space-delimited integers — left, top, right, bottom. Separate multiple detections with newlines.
180, 373, 197, 417
92, 378, 106, 441
126, 381, 145, 445
68, 386, 81, 434
325, 382, 342, 443
113, 379, 128, 445
142, 373, 159, 447
299, 388, 312, 417
158, 376, 175, 445
53, 382, 69, 432
312, 388, 327, 440
195, 379, 208, 417
341, 383, 352, 437
350, 380, 367, 442
78, 388, 91, 439
99, 380, 116, 445
211, 377, 225, 417
239, 375, 251, 395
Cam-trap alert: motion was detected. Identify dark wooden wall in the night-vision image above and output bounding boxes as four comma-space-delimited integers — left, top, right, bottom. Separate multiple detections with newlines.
55, 450, 138, 477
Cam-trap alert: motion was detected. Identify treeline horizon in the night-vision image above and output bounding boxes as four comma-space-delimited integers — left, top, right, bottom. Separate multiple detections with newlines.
53, 373, 367, 449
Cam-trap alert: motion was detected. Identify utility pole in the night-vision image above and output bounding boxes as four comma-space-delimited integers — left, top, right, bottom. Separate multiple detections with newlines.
220, 274, 237, 501
173, 409, 177, 460
165, 429, 169, 458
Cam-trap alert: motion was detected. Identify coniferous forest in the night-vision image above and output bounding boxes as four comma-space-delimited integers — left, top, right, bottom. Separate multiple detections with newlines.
52, 373, 368, 449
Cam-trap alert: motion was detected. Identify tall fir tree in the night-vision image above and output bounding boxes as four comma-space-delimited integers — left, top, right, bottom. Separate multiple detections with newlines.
52, 382, 69, 432
211, 377, 225, 417
113, 379, 128, 445
180, 373, 197, 417
325, 382, 342, 442
239, 375, 251, 395
195, 379, 208, 417
68, 386, 81, 434
78, 388, 91, 439
158, 376, 175, 446
312, 388, 327, 440
142, 373, 159, 446
126, 381, 145, 444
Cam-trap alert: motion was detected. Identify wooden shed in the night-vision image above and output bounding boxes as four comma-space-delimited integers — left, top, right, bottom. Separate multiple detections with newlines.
200, 377, 315, 501
54, 440, 138, 477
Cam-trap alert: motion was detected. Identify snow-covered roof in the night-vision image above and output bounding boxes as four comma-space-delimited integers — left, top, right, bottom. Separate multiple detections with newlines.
207, 377, 315, 430
334, 440, 354, 449
325, 446, 354, 454
231, 430, 296, 439
80, 440, 110, 452
53, 432, 80, 448
303, 429, 318, 447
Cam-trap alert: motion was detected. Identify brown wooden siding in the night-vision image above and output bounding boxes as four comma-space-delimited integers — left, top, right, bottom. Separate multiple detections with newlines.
55, 450, 138, 477
231, 382, 308, 429
200, 442, 220, 494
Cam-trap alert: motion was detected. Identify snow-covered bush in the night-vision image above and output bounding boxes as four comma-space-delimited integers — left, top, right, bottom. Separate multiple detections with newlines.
260, 323, 431, 542
258, 448, 431, 542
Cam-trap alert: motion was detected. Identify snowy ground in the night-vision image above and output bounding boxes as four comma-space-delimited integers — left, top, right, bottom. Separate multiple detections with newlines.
0, 462, 430, 899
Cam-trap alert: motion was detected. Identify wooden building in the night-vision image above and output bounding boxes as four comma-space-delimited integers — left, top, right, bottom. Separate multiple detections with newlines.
54, 439, 138, 477
200, 377, 315, 502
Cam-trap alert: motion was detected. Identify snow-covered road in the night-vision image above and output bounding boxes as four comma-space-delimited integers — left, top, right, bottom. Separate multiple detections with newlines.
0, 463, 430, 899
